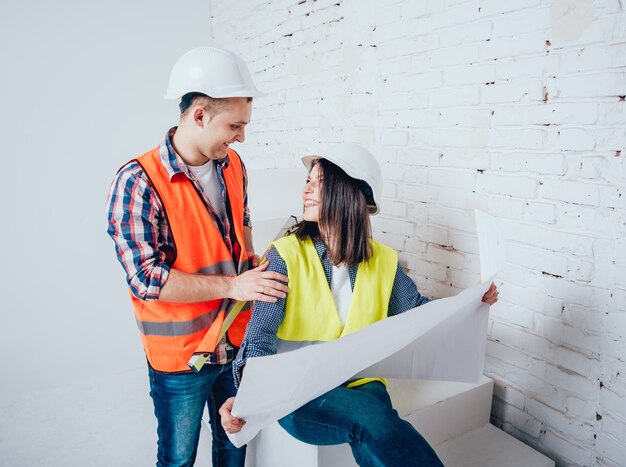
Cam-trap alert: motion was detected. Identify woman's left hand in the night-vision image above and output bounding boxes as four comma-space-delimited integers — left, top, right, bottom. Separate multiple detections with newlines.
481, 282, 499, 305
219, 397, 245, 434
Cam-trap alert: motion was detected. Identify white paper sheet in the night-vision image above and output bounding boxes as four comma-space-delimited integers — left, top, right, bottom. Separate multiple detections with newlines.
475, 210, 507, 282
228, 280, 493, 448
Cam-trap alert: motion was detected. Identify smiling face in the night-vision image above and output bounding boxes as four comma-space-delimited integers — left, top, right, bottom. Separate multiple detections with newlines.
173, 96, 254, 167
302, 162, 322, 222
294, 157, 373, 266
199, 97, 252, 160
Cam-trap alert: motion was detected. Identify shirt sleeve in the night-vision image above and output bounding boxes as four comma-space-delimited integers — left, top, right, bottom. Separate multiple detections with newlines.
106, 162, 171, 300
241, 159, 251, 228
233, 246, 288, 387
387, 263, 430, 316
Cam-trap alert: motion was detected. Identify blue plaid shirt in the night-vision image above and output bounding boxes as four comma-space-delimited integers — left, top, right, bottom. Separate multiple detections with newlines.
233, 237, 430, 387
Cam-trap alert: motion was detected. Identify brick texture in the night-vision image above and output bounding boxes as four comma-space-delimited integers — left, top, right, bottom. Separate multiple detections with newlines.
211, 1, 626, 465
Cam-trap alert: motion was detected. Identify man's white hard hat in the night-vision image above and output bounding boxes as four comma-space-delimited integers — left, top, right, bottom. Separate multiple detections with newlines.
164, 46, 265, 99
302, 143, 383, 215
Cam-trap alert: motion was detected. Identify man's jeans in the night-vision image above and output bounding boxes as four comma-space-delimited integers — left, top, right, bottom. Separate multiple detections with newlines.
279, 381, 443, 467
148, 362, 246, 467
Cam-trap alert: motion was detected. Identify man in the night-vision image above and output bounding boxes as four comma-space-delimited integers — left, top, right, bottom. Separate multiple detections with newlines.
106, 46, 289, 467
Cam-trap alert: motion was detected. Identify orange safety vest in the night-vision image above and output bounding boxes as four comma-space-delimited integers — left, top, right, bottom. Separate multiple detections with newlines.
132, 147, 251, 373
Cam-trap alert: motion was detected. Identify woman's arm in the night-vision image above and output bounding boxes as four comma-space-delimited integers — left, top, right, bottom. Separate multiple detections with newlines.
387, 264, 430, 316
232, 246, 289, 387
387, 264, 499, 317
224, 246, 289, 434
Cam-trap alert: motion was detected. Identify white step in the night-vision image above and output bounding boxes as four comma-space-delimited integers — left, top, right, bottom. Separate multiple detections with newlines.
387, 376, 493, 445
245, 422, 319, 467
436, 424, 555, 467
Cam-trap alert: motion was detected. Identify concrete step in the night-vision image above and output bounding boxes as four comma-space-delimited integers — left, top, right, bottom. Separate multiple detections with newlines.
387, 376, 494, 445
436, 423, 555, 467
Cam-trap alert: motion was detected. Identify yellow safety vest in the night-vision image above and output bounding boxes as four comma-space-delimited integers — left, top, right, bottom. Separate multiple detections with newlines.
272, 234, 397, 387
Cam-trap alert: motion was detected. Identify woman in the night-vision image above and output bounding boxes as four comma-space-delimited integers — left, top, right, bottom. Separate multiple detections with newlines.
220, 144, 498, 466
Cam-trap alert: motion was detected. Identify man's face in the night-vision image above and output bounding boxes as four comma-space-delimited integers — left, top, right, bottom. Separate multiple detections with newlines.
200, 97, 252, 160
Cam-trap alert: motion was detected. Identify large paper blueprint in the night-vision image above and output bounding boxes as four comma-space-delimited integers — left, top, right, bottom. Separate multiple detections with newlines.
229, 280, 492, 448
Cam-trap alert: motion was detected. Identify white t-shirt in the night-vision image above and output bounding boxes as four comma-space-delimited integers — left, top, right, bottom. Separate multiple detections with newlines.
331, 263, 353, 325
187, 161, 225, 220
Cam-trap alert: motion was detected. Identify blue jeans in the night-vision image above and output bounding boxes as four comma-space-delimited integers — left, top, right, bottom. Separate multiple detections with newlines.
148, 362, 246, 467
278, 382, 443, 467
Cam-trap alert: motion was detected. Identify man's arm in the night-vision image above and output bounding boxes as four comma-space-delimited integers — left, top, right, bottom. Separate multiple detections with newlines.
107, 163, 287, 304
159, 262, 287, 303
106, 163, 172, 300
243, 226, 260, 267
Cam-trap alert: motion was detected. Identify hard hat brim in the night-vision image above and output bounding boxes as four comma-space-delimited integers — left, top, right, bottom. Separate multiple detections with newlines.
164, 85, 266, 100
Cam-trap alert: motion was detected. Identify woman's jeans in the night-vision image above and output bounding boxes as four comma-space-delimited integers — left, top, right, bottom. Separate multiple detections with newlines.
148, 362, 246, 467
279, 381, 443, 467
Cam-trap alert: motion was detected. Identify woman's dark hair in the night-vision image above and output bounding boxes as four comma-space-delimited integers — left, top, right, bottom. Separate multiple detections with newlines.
291, 158, 372, 266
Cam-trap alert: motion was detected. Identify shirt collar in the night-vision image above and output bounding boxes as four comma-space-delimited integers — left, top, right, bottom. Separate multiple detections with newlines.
312, 236, 359, 276
312, 236, 328, 261
159, 126, 230, 181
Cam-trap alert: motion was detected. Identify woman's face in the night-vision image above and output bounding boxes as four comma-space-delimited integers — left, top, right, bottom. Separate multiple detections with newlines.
302, 163, 322, 222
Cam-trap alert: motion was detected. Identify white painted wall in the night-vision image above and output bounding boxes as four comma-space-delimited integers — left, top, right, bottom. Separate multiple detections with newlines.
0, 1, 212, 465
210, 1, 626, 465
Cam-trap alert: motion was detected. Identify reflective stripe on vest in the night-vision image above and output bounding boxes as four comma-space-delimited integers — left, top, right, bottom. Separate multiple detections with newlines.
272, 235, 397, 387
131, 146, 251, 373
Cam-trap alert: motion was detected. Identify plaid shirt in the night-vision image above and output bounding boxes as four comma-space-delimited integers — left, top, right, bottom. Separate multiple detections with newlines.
106, 127, 251, 364
233, 237, 430, 387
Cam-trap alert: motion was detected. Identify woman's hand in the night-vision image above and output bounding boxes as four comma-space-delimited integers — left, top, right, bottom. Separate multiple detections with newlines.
481, 282, 499, 305
219, 397, 245, 434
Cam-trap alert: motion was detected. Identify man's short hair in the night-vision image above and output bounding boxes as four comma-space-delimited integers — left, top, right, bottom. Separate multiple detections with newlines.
179, 92, 252, 117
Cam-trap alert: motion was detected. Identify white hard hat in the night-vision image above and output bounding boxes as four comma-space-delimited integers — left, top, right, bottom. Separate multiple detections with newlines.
302, 144, 383, 215
164, 46, 265, 99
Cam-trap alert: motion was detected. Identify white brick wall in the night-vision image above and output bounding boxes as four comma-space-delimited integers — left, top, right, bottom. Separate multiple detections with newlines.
211, 1, 626, 465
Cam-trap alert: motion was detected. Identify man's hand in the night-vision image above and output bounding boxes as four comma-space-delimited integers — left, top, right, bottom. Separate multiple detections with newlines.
482, 282, 499, 305
248, 253, 261, 268
229, 261, 289, 303
219, 397, 245, 434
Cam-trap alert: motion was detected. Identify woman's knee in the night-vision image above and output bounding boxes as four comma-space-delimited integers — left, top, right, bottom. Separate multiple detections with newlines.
352, 381, 393, 409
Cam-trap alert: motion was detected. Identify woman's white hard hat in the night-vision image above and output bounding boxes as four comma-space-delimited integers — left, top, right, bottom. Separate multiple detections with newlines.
164, 46, 265, 99
302, 143, 383, 215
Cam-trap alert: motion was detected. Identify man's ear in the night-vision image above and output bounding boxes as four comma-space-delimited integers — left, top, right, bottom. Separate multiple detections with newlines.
193, 106, 206, 127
